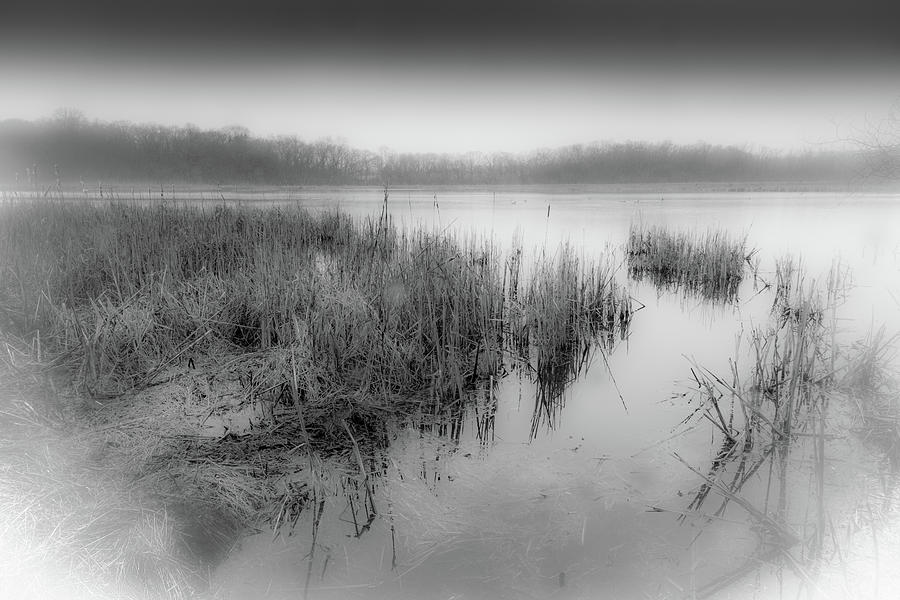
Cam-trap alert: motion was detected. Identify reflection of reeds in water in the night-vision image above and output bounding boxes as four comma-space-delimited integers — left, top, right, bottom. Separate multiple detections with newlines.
415, 376, 500, 447
511, 244, 633, 437
627, 223, 751, 303
677, 259, 898, 597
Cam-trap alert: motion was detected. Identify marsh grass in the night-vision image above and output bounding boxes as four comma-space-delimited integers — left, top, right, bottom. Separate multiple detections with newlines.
513, 244, 632, 435
0, 198, 634, 596
1, 200, 501, 406
626, 222, 751, 302
0, 199, 632, 443
0, 379, 209, 600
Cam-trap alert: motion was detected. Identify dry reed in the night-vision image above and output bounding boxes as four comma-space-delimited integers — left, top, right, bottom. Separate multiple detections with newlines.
626, 223, 750, 302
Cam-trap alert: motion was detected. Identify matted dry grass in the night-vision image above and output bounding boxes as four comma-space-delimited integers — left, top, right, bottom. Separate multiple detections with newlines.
0, 372, 207, 599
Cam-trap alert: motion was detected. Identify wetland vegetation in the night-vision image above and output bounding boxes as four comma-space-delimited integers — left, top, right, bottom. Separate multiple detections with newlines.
626, 223, 752, 302
1, 191, 898, 600
672, 257, 899, 597
0, 196, 634, 598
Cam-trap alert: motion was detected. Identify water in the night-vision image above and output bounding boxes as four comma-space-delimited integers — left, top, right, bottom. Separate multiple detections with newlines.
208, 189, 900, 599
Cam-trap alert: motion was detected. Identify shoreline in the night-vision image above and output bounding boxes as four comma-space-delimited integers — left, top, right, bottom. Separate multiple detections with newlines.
3, 180, 899, 198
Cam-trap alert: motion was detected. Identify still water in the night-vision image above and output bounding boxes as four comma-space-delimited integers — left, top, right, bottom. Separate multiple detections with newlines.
210, 189, 900, 599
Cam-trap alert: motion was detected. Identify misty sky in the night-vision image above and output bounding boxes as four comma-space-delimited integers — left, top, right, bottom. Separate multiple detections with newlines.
2, 0, 899, 153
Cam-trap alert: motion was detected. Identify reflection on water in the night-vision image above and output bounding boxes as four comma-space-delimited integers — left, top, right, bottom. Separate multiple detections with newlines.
211, 190, 900, 599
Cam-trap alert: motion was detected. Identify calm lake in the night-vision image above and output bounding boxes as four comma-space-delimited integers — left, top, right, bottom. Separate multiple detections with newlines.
206, 189, 900, 599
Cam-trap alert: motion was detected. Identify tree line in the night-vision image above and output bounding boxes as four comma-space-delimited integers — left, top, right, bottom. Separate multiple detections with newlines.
0, 111, 869, 187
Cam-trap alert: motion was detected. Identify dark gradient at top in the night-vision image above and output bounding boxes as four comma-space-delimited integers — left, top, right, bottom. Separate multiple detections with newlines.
3, 0, 899, 67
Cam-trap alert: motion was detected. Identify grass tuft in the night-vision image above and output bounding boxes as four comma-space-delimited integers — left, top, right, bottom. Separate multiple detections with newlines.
626, 223, 751, 302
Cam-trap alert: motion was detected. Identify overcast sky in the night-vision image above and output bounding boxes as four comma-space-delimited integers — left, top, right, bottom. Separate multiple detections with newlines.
2, 0, 899, 153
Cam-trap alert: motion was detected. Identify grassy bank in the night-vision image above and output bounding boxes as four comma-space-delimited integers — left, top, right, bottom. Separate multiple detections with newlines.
0, 375, 213, 599
0, 198, 633, 597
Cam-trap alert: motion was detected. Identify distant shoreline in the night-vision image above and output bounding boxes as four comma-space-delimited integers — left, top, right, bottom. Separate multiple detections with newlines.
3, 180, 898, 198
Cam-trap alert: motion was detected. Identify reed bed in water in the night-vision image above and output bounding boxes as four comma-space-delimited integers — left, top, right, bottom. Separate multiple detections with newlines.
1, 200, 632, 445
0, 198, 633, 596
513, 243, 633, 435
626, 222, 751, 302
677, 258, 899, 597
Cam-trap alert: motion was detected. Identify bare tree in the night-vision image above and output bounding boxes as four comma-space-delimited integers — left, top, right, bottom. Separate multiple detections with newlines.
851, 100, 900, 183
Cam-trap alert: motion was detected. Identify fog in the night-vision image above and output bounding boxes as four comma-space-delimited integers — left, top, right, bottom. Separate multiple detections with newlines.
1, 0, 898, 153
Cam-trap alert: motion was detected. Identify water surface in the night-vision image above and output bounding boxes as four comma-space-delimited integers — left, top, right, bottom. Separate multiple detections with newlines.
209, 189, 900, 599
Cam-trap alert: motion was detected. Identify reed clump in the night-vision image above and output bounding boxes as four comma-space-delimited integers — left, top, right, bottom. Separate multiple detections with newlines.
626, 223, 751, 302
0, 201, 505, 411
